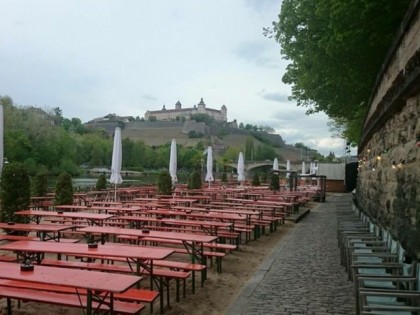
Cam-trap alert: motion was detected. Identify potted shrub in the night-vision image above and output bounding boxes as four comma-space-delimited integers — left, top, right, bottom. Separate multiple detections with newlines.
54, 172, 74, 205
157, 171, 172, 196
33, 171, 48, 196
0, 162, 31, 224
269, 173, 280, 191
188, 171, 202, 190
252, 173, 261, 186
96, 174, 107, 190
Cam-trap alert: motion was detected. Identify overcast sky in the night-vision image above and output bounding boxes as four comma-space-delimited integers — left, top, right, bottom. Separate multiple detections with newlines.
0, 0, 351, 156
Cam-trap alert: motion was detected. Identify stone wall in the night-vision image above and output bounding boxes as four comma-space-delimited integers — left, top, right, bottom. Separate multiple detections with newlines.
356, 2, 420, 259
356, 95, 419, 258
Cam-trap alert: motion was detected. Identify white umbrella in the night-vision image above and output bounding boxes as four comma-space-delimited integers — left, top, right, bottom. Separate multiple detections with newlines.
273, 158, 279, 171
109, 127, 123, 200
169, 139, 177, 184
237, 152, 245, 184
286, 160, 290, 178
205, 146, 214, 187
0, 104, 3, 173
301, 161, 306, 175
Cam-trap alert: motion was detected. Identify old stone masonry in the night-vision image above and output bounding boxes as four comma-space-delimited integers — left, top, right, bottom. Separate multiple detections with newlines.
226, 193, 355, 315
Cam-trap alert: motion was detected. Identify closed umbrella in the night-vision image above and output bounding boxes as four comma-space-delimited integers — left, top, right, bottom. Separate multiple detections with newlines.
286, 160, 290, 178
0, 104, 3, 172
273, 158, 279, 171
169, 139, 177, 184
301, 161, 306, 175
237, 152, 245, 184
109, 127, 123, 200
205, 146, 214, 187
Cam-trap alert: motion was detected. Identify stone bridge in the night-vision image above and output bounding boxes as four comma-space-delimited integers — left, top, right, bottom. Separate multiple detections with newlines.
227, 160, 309, 172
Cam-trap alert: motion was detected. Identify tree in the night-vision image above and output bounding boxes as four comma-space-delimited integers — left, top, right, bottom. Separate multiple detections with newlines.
54, 172, 74, 205
96, 174, 107, 190
33, 172, 49, 196
252, 173, 261, 186
157, 171, 172, 195
270, 0, 410, 143
269, 173, 280, 191
188, 171, 202, 189
0, 163, 31, 223
244, 136, 254, 161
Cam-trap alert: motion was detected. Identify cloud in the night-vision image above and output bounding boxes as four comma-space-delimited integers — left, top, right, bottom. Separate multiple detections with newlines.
259, 91, 290, 103
233, 40, 280, 68
243, 0, 281, 13
141, 94, 157, 101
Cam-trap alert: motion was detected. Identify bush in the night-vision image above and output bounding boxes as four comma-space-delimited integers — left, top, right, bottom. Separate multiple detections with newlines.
221, 172, 228, 183
157, 171, 172, 195
0, 162, 31, 223
188, 171, 202, 189
252, 173, 261, 186
96, 174, 107, 190
54, 172, 74, 205
261, 172, 268, 184
33, 172, 48, 196
269, 173, 280, 191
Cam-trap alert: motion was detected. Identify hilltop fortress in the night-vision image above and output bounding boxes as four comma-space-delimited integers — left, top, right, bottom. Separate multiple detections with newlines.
144, 98, 227, 122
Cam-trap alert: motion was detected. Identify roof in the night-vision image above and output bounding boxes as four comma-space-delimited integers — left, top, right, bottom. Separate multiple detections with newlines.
317, 163, 345, 180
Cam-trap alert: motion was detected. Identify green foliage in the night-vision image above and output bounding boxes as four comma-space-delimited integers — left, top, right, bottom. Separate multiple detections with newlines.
157, 171, 172, 195
148, 116, 157, 122
244, 136, 254, 160
261, 172, 269, 184
252, 173, 261, 186
221, 172, 228, 183
271, 0, 410, 143
188, 131, 204, 138
33, 172, 48, 196
188, 171, 202, 190
190, 114, 214, 124
0, 163, 31, 223
96, 174, 107, 190
269, 173, 280, 191
54, 172, 74, 205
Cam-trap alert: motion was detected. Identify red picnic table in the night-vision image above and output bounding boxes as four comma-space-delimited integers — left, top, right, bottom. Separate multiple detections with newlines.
76, 226, 216, 265
0, 261, 141, 315
15, 210, 115, 226
0, 222, 75, 242
0, 240, 173, 305
115, 215, 232, 236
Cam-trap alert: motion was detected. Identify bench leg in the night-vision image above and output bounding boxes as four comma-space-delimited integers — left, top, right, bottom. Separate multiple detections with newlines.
191, 270, 195, 294
166, 279, 170, 308
7, 298, 12, 315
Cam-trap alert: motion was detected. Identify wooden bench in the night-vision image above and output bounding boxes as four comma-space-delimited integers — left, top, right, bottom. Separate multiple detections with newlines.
40, 258, 189, 311
0, 285, 145, 315
0, 235, 80, 243
119, 236, 226, 273
138, 225, 241, 244
0, 278, 156, 314
0, 255, 17, 262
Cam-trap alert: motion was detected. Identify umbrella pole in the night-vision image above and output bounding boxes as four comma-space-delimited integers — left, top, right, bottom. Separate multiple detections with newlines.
114, 184, 117, 201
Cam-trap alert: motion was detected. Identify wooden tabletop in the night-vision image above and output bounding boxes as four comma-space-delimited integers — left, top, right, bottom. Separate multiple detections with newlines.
16, 210, 114, 220
0, 223, 74, 232
0, 261, 140, 292
77, 226, 217, 243
0, 240, 174, 261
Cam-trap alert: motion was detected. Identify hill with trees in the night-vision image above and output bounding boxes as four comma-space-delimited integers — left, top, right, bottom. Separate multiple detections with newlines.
0, 96, 326, 179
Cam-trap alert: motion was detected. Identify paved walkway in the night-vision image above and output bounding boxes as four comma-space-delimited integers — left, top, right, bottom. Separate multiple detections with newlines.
226, 193, 356, 315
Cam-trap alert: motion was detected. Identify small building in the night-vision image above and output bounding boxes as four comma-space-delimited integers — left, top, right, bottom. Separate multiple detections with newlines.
317, 163, 347, 192
144, 98, 227, 122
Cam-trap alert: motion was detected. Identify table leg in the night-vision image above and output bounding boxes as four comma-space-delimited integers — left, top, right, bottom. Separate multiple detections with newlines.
86, 289, 92, 315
